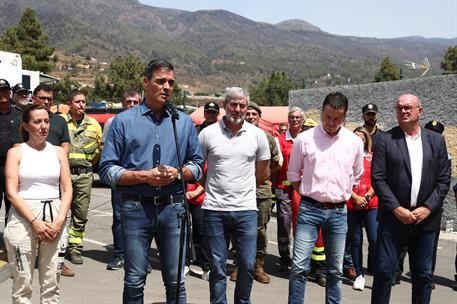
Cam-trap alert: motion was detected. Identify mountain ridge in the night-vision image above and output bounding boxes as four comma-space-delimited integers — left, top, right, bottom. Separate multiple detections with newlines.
0, 0, 454, 91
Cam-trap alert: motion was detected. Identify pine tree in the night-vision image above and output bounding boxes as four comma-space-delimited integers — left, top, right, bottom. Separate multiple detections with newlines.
52, 75, 80, 104
249, 71, 297, 106
440, 46, 457, 74
107, 55, 144, 100
374, 57, 401, 82
0, 8, 54, 73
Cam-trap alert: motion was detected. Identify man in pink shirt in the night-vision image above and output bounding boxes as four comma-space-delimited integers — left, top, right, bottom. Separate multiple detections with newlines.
287, 92, 364, 304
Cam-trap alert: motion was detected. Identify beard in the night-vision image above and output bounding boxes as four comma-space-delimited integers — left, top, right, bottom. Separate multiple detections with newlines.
227, 113, 244, 125
364, 119, 377, 127
17, 98, 29, 107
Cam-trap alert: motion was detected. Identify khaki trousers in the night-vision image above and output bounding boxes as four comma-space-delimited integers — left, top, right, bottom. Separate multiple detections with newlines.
3, 198, 66, 304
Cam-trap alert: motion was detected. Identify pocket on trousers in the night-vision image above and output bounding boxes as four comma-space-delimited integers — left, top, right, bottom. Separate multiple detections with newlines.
335, 205, 348, 216
121, 200, 141, 211
171, 202, 185, 213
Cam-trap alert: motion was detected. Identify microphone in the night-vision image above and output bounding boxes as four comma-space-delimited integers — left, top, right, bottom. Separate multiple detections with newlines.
166, 101, 180, 120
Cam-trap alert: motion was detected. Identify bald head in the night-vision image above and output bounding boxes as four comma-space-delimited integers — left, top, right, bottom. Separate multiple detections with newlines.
397, 94, 421, 108
396, 93, 422, 135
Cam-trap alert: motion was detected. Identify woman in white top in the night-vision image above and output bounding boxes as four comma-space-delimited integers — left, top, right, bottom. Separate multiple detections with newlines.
3, 104, 72, 303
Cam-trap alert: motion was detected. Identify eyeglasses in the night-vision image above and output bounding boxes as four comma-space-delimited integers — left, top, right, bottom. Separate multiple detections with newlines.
396, 105, 420, 113
36, 95, 54, 102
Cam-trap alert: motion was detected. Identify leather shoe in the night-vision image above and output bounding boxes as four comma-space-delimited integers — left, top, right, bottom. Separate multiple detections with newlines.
61, 264, 75, 277
254, 270, 270, 284
344, 267, 357, 280
316, 273, 326, 287
107, 255, 124, 270
230, 268, 237, 282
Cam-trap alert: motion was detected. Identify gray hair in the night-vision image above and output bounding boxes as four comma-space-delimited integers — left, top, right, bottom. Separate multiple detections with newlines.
289, 106, 304, 118
224, 87, 250, 105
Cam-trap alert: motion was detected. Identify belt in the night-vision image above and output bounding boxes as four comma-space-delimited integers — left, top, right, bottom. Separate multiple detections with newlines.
41, 200, 54, 223
70, 166, 92, 175
302, 196, 345, 209
121, 193, 184, 205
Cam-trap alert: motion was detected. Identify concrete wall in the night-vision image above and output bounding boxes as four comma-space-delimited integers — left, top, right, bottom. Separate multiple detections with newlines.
289, 74, 457, 129
289, 74, 457, 227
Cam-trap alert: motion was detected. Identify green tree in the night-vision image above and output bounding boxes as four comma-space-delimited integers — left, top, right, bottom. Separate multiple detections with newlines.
249, 71, 298, 106
52, 75, 81, 104
172, 81, 187, 106
92, 74, 111, 101
107, 55, 144, 100
0, 8, 54, 73
440, 46, 457, 74
374, 57, 401, 82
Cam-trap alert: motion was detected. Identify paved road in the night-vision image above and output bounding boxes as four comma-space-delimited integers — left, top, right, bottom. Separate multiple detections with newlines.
0, 184, 456, 303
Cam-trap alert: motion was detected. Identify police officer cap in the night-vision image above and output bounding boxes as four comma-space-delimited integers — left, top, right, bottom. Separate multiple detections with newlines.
13, 83, 28, 94
362, 103, 378, 114
204, 102, 220, 113
0, 79, 11, 90
247, 102, 262, 116
424, 120, 444, 134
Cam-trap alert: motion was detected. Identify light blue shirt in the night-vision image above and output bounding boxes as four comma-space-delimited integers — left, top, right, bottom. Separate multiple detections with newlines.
99, 102, 203, 196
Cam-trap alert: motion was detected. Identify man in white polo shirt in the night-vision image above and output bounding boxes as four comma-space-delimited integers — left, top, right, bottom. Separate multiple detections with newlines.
199, 87, 270, 304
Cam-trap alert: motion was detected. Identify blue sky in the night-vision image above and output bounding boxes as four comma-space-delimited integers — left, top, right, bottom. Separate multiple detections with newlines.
140, 0, 457, 39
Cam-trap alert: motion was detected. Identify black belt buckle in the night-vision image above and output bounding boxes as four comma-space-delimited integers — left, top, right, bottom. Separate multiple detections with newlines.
122, 193, 182, 205
153, 194, 183, 205
153, 196, 169, 205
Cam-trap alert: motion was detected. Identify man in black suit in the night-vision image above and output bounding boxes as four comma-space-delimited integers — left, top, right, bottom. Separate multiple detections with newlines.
371, 94, 451, 304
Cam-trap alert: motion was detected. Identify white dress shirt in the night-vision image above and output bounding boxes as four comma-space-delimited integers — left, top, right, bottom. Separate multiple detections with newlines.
404, 130, 423, 208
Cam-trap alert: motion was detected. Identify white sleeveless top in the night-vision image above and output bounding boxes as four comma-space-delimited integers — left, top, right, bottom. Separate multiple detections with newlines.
19, 142, 61, 199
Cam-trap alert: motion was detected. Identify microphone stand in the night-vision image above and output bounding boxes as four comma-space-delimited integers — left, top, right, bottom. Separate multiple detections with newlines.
168, 102, 194, 304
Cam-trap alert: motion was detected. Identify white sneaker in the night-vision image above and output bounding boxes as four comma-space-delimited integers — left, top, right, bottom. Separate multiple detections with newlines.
353, 275, 365, 291
202, 270, 210, 281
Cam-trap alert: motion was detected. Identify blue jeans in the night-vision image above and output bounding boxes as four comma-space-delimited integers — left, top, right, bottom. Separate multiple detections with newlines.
371, 219, 435, 304
111, 189, 123, 257
288, 198, 348, 304
348, 208, 378, 276
203, 209, 257, 304
122, 197, 186, 304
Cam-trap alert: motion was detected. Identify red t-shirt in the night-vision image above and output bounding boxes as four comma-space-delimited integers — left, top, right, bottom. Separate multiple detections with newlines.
347, 152, 378, 211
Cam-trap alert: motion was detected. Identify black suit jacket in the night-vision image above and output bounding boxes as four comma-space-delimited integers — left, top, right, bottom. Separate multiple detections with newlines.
372, 126, 451, 231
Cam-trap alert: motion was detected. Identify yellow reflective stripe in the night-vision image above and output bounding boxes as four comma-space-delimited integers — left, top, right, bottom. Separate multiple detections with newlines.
68, 237, 82, 244
313, 247, 325, 253
84, 141, 97, 150
282, 180, 291, 186
68, 229, 85, 238
69, 152, 96, 160
311, 253, 326, 261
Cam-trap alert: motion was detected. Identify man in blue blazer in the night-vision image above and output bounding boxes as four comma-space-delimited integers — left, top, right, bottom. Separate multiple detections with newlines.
371, 94, 451, 304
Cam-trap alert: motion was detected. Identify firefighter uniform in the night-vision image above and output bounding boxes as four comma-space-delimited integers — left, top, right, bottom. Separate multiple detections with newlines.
274, 131, 295, 269
62, 113, 102, 260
